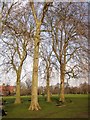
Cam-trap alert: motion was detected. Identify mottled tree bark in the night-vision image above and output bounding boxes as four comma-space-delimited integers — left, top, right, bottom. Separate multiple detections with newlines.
59, 63, 65, 102
46, 70, 51, 102
14, 67, 22, 104
29, 22, 41, 110
59, 44, 66, 102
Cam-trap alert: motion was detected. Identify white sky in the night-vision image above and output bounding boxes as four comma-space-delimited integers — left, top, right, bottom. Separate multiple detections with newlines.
0, 57, 88, 87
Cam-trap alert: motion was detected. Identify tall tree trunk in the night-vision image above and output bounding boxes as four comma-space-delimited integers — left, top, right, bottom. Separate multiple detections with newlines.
14, 67, 22, 104
46, 70, 51, 102
29, 22, 41, 111
29, 2, 50, 110
59, 63, 65, 102
59, 41, 67, 102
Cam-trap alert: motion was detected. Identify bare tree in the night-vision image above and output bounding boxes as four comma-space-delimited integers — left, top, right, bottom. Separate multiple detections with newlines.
0, 33, 28, 103
50, 2, 88, 102
1, 2, 33, 104
28, 1, 52, 110
40, 41, 53, 102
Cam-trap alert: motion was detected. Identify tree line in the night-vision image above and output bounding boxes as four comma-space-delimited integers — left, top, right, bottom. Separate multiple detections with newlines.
2, 82, 89, 96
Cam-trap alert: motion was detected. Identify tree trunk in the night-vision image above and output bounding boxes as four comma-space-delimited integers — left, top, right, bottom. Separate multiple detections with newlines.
46, 71, 51, 102
59, 63, 65, 102
59, 38, 67, 102
29, 22, 41, 111
14, 68, 22, 104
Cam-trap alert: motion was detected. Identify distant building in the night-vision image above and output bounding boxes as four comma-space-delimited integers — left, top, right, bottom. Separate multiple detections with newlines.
0, 85, 16, 96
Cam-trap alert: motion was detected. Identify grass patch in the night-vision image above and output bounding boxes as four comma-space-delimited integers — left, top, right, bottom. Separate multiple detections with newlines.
2, 94, 89, 118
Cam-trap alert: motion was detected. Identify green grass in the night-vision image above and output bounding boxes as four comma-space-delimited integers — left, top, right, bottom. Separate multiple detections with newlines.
2, 94, 89, 118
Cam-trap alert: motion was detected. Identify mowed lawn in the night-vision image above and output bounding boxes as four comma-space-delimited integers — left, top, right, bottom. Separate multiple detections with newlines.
2, 94, 89, 118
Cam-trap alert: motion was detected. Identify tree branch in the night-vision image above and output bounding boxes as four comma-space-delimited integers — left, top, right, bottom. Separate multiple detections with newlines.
30, 2, 37, 23
40, 2, 52, 23
66, 47, 80, 64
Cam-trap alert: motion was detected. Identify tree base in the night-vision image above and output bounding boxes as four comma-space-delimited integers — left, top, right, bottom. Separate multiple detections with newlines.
14, 99, 21, 104
28, 102, 41, 111
59, 97, 65, 103
47, 99, 52, 102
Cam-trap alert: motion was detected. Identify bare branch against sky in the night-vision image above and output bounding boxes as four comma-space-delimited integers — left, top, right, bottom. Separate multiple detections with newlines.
0, 0, 89, 3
